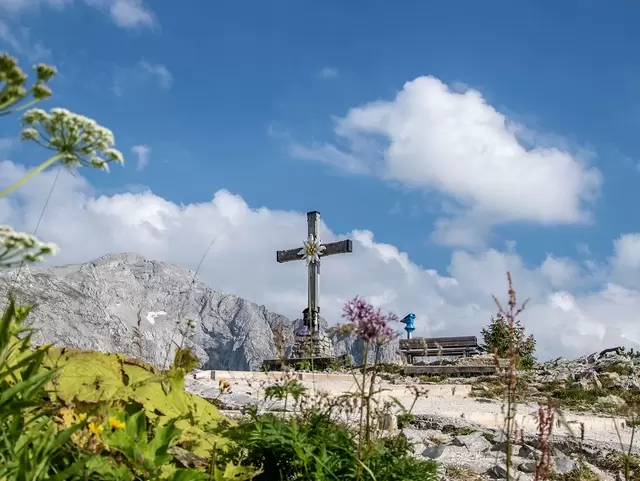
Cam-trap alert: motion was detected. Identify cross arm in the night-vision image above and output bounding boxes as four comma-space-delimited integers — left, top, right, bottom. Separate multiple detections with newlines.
322, 239, 353, 257
276, 247, 302, 263
276, 239, 353, 264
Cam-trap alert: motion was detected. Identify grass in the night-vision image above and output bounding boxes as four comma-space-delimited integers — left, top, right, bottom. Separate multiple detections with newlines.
482, 432, 495, 442
418, 374, 450, 383
444, 464, 487, 480
550, 462, 603, 481
601, 362, 634, 376
441, 425, 477, 436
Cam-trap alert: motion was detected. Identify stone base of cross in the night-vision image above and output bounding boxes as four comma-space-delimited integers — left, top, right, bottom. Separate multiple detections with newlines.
276, 211, 353, 334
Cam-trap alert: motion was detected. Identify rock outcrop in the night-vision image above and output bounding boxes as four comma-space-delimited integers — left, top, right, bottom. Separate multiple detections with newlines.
0, 253, 293, 371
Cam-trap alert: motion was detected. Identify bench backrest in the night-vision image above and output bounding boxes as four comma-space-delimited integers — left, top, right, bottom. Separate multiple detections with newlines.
399, 336, 478, 352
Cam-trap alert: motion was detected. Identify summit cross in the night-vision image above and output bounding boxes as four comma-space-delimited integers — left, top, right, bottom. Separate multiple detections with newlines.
276, 211, 353, 333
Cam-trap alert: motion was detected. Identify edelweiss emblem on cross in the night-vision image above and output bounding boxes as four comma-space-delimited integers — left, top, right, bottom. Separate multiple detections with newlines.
298, 234, 326, 265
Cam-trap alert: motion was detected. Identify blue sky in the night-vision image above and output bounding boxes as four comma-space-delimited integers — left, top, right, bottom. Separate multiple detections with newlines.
1, 0, 640, 359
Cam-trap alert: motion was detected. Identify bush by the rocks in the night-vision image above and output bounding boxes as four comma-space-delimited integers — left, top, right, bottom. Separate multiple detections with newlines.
481, 313, 537, 370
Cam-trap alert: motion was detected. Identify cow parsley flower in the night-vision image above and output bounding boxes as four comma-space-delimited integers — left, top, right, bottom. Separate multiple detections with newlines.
20, 108, 124, 171
1, 108, 124, 198
0, 54, 56, 116
0, 225, 57, 268
342, 296, 398, 345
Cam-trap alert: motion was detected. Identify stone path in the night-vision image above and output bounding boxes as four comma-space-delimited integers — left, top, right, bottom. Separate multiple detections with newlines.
189, 370, 634, 447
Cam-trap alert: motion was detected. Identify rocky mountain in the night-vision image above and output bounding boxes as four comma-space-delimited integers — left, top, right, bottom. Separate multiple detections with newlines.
0, 253, 294, 371
0, 252, 404, 370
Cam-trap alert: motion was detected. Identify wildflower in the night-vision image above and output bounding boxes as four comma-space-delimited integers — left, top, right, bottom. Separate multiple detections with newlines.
20, 107, 124, 171
108, 416, 125, 430
342, 297, 398, 344
78, 413, 87, 422
88, 421, 104, 435
0, 54, 56, 115
0, 225, 58, 267
219, 379, 231, 393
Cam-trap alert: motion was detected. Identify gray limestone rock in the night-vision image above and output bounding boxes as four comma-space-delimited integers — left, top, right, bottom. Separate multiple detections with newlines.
0, 253, 292, 371
421, 444, 446, 459
452, 432, 492, 452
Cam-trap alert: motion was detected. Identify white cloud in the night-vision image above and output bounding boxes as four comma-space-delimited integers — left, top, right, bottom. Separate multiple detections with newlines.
0, 0, 155, 29
112, 61, 172, 96
102, 0, 154, 28
0, 19, 51, 61
132, 144, 151, 171
1, 160, 638, 360
320, 67, 339, 79
292, 76, 602, 246
609, 233, 640, 289
137, 61, 172, 89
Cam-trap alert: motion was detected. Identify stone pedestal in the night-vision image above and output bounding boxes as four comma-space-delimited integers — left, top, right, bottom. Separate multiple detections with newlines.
262, 307, 337, 371
291, 329, 334, 359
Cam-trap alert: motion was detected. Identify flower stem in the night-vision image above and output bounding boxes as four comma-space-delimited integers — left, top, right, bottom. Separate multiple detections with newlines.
0, 154, 62, 198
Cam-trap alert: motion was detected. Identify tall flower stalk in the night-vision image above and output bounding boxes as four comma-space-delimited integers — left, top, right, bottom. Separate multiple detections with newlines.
492, 272, 532, 481
341, 296, 398, 481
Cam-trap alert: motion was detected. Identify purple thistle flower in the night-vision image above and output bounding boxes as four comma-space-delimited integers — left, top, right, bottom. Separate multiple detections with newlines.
342, 296, 398, 344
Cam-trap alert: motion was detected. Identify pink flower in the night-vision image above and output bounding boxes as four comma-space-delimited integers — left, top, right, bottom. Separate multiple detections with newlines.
342, 297, 398, 344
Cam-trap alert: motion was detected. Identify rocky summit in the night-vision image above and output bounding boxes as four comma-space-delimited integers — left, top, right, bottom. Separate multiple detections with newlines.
0, 252, 400, 370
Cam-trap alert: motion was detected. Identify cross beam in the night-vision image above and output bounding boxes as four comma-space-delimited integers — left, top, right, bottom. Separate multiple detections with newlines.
276, 211, 353, 332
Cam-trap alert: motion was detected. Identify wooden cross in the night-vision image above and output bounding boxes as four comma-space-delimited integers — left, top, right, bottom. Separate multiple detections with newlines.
276, 211, 353, 333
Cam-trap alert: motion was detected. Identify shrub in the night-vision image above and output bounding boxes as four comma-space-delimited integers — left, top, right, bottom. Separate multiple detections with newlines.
481, 312, 537, 370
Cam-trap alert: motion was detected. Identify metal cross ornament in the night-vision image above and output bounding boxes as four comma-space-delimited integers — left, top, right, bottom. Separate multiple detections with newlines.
276, 211, 353, 332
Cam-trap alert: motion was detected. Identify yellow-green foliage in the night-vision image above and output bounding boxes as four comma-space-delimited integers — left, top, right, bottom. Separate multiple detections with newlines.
42, 348, 228, 457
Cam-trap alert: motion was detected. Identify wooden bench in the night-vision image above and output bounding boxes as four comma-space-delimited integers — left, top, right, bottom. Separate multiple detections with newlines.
399, 336, 481, 363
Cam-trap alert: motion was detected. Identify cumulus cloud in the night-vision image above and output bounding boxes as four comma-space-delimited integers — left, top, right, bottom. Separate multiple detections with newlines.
0, 160, 637, 361
112, 61, 172, 96
0, 0, 155, 29
292, 76, 602, 247
132, 144, 151, 171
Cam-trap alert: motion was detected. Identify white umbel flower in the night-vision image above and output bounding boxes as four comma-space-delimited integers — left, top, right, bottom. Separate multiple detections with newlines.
298, 234, 326, 266
20, 107, 124, 170
0, 225, 57, 267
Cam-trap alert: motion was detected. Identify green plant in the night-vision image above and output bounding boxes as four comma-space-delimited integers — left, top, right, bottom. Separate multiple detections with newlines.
482, 432, 495, 442
396, 412, 415, 429
602, 361, 633, 376
264, 377, 307, 413
550, 462, 602, 481
218, 408, 439, 481
98, 410, 203, 479
0, 297, 87, 480
481, 312, 537, 370
445, 465, 485, 481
